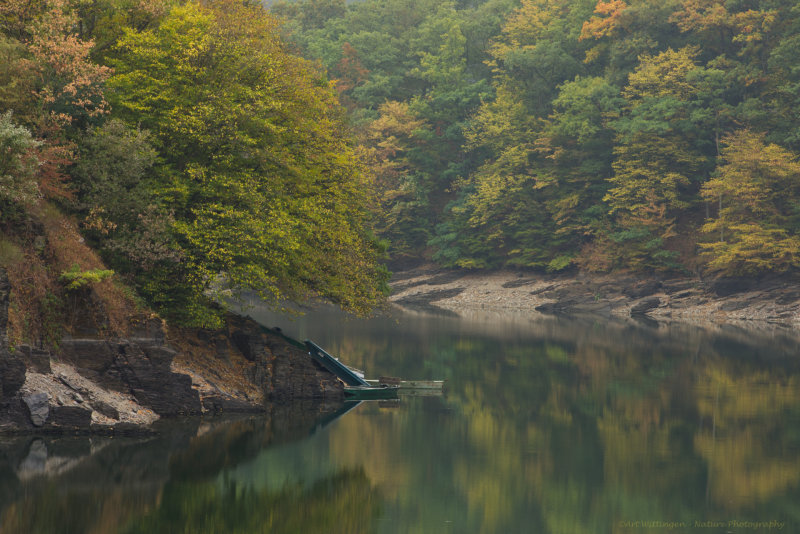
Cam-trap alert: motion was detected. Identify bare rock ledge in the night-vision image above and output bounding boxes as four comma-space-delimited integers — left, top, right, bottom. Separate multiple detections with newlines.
390, 267, 800, 326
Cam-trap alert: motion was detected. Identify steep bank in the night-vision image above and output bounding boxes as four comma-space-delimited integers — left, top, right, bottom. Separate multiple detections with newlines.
0, 267, 342, 434
390, 266, 800, 326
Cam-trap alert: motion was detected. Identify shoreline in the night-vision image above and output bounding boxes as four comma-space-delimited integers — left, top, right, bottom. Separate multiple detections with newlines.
389, 266, 800, 327
5, 265, 800, 435
0, 306, 343, 436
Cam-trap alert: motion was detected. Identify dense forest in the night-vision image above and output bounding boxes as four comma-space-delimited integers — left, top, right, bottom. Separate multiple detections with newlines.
0, 0, 387, 338
2, 0, 799, 342
272, 0, 800, 275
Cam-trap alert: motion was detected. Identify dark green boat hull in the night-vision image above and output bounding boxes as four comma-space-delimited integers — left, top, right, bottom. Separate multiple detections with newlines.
343, 385, 400, 400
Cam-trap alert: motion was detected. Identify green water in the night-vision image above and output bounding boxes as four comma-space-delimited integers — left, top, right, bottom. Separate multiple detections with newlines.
3, 307, 800, 533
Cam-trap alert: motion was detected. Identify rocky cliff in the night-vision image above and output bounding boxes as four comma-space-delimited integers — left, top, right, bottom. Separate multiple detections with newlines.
0, 268, 343, 434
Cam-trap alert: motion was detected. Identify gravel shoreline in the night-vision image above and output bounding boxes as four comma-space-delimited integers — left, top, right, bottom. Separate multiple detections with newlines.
389, 266, 800, 327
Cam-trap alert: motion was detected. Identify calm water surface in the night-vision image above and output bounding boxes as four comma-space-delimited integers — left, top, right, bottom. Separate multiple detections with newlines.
3, 306, 800, 533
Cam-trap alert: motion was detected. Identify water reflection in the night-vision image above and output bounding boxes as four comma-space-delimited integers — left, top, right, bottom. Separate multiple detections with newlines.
2, 307, 800, 533
0, 403, 379, 534
243, 305, 800, 532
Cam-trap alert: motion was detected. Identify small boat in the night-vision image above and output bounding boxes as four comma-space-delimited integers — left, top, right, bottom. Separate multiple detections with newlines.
343, 384, 400, 400
305, 340, 370, 387
304, 340, 440, 400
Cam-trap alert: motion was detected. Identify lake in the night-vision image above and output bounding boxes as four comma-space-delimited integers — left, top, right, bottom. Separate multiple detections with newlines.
2, 305, 800, 533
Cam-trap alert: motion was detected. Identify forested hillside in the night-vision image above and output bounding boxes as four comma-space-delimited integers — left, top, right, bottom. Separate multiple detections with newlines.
0, 0, 387, 341
272, 0, 800, 275
2, 0, 798, 346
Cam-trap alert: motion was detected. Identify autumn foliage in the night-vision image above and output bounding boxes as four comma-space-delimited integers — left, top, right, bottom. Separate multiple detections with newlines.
700, 131, 800, 275
580, 0, 628, 41
4, 0, 800, 346
1, 0, 389, 342
272, 0, 800, 277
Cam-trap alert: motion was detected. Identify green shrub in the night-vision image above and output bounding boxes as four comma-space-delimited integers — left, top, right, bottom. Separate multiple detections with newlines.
59, 264, 114, 290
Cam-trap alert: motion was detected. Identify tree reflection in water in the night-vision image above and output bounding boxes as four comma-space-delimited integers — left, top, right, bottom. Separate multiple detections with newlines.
3, 309, 800, 533
246, 306, 800, 533
0, 402, 379, 534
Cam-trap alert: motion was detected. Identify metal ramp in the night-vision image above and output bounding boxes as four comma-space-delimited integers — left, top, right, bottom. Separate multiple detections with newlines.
304, 340, 370, 387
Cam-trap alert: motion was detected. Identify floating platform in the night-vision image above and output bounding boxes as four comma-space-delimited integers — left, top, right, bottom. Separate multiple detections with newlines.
343, 384, 400, 400
366, 378, 446, 391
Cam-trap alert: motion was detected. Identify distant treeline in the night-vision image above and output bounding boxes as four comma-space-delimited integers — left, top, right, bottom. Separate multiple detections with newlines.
273, 0, 800, 276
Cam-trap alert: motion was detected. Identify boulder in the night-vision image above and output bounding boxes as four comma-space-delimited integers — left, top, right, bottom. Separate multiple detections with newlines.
23, 392, 50, 427
116, 343, 201, 416
58, 339, 201, 417
630, 297, 662, 315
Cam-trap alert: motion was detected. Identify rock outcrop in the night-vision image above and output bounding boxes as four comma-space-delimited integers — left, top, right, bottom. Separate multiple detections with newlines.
170, 314, 343, 411
0, 267, 343, 434
57, 337, 200, 417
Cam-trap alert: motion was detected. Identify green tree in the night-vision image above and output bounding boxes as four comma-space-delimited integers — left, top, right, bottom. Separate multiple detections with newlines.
488, 0, 591, 117
0, 111, 40, 208
108, 0, 387, 326
763, 4, 800, 150
537, 75, 621, 266
0, 35, 36, 122
405, 9, 492, 261
360, 101, 435, 259
580, 0, 686, 84
440, 85, 557, 269
436, 0, 600, 270
70, 119, 180, 279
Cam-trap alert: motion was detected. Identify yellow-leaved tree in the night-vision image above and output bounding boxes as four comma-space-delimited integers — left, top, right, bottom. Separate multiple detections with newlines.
603, 47, 710, 270
700, 130, 800, 275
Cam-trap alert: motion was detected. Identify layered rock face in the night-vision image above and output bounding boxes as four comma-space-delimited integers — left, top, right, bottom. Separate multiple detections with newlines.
170, 315, 343, 414
0, 268, 342, 433
57, 336, 200, 417
225, 315, 344, 403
